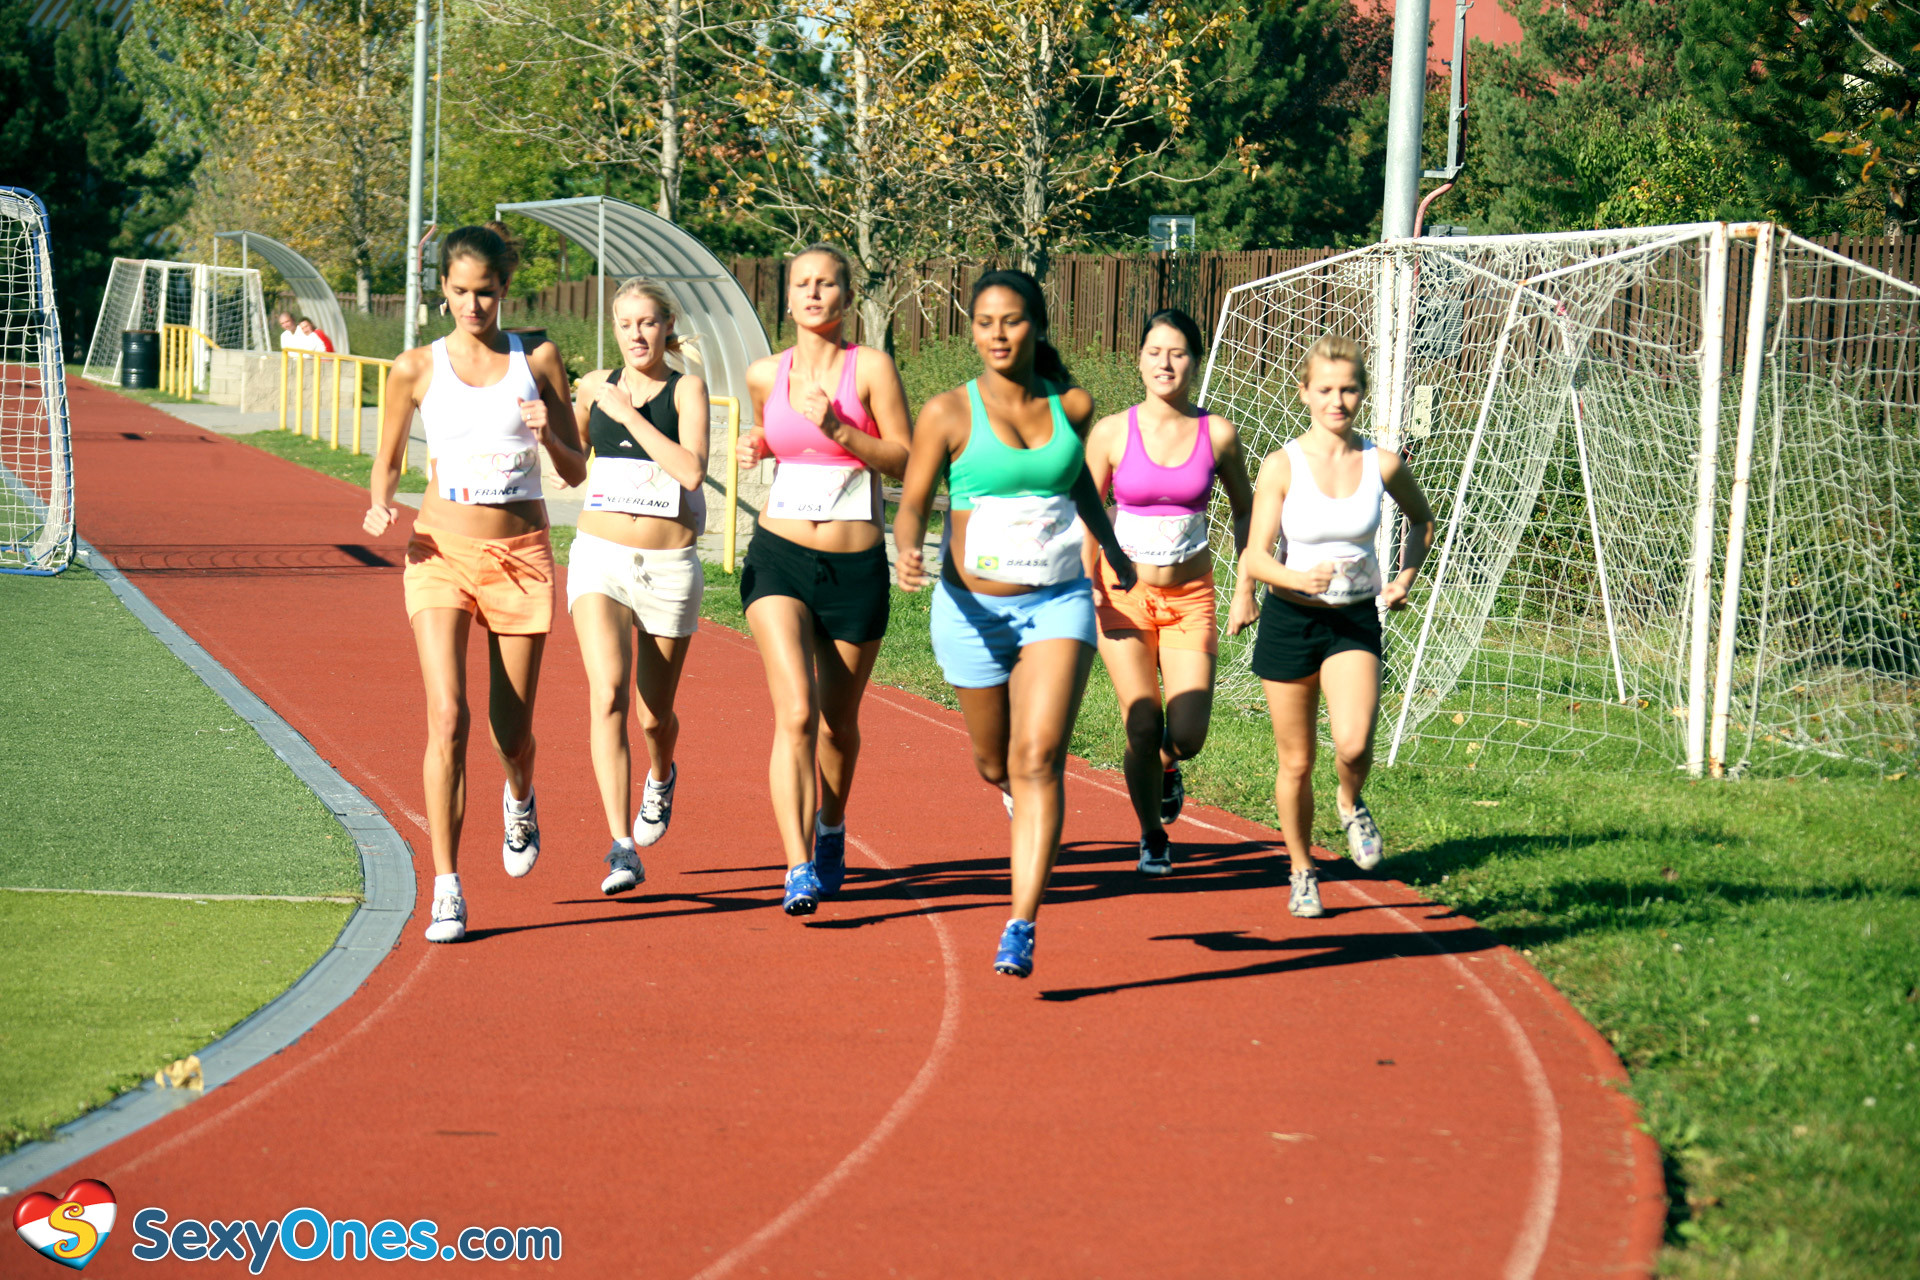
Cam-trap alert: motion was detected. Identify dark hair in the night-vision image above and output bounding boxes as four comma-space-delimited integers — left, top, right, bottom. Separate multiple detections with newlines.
1141, 308, 1205, 359
790, 242, 853, 292
441, 222, 520, 283
969, 268, 1070, 386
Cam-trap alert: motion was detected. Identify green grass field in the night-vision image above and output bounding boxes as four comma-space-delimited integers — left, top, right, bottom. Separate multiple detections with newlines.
0, 567, 359, 1154
238, 427, 427, 491
701, 569, 1918, 1280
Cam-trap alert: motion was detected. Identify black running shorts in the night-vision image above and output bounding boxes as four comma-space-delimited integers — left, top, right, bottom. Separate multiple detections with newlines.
1250, 590, 1383, 682
739, 524, 892, 645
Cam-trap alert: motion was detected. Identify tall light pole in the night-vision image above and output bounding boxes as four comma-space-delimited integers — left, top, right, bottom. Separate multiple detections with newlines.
1381, 0, 1432, 240
402, 0, 430, 352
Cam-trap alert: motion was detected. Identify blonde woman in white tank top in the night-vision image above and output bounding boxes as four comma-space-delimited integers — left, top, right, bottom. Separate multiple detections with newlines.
363, 224, 588, 944
1228, 337, 1434, 921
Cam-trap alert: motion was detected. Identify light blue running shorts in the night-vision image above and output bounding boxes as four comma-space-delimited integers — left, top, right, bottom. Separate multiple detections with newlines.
930, 575, 1098, 689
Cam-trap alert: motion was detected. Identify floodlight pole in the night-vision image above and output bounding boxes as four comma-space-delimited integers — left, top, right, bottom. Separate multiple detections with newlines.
402, 0, 430, 353
1381, 0, 1432, 240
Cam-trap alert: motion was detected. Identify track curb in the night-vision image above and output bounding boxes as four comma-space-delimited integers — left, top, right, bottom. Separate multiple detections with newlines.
0, 538, 415, 1193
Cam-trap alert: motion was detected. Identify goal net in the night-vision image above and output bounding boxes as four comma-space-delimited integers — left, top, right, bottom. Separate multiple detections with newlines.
1201, 223, 1919, 778
0, 188, 74, 575
81, 258, 270, 388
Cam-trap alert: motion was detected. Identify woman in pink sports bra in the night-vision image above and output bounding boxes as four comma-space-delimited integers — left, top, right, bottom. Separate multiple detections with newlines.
736, 243, 912, 916
1082, 308, 1253, 875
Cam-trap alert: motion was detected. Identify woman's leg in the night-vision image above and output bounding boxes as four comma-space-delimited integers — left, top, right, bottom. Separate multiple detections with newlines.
412, 608, 473, 876
1003, 638, 1095, 920
633, 630, 695, 785
1319, 648, 1382, 813
747, 595, 820, 870
487, 632, 546, 801
955, 683, 1013, 797
813, 636, 883, 827
1096, 628, 1168, 837
1158, 648, 1217, 766
573, 593, 637, 840
1262, 675, 1320, 875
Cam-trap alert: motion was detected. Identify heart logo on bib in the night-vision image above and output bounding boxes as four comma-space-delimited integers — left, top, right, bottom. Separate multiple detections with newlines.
13, 1179, 116, 1269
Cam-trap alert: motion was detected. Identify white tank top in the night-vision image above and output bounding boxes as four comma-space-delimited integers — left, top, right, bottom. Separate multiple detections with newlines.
1279, 438, 1384, 606
421, 334, 543, 505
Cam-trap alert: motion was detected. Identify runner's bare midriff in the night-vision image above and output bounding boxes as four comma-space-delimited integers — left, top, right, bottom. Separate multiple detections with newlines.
578, 504, 698, 551
417, 491, 549, 540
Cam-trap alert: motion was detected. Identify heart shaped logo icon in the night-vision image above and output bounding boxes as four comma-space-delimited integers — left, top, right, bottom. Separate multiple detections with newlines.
13, 1179, 116, 1270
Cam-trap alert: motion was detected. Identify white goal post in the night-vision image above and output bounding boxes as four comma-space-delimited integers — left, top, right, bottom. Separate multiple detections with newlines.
81, 258, 270, 389
0, 187, 74, 576
1200, 223, 1920, 779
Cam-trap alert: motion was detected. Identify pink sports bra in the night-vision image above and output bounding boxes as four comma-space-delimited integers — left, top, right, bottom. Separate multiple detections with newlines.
1110, 406, 1215, 516
762, 344, 878, 465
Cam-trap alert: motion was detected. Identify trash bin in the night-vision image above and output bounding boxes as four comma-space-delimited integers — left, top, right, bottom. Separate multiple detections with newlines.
121, 330, 159, 389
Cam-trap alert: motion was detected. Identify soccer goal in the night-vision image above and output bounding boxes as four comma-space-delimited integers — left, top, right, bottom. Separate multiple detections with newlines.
0, 188, 74, 576
81, 258, 270, 389
1201, 223, 1920, 778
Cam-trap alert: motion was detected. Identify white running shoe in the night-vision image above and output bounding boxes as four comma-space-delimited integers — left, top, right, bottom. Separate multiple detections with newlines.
1340, 799, 1384, 871
1288, 867, 1325, 919
503, 786, 540, 878
633, 764, 676, 848
1002, 789, 1015, 819
425, 892, 467, 943
602, 844, 645, 895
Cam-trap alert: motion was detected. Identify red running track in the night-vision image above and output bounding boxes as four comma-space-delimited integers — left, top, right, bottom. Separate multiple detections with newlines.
14, 382, 1664, 1277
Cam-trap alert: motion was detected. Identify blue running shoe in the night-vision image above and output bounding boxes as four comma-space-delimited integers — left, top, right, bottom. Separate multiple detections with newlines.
814, 826, 847, 897
783, 862, 821, 915
994, 918, 1036, 977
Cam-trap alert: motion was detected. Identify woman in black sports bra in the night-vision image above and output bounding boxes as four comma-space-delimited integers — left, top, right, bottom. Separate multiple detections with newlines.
567, 278, 712, 895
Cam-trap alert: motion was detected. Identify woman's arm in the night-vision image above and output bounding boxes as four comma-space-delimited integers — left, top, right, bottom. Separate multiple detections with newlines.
893, 391, 962, 591
825, 347, 911, 479
1080, 414, 1123, 593
1229, 450, 1330, 633
364, 347, 427, 536
1212, 416, 1255, 557
1378, 449, 1436, 612
738, 357, 777, 471
590, 374, 707, 491
523, 345, 587, 488
1062, 393, 1135, 593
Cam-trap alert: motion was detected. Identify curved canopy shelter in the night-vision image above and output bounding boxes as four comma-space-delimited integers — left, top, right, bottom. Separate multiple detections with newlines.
494, 197, 771, 422
215, 230, 350, 356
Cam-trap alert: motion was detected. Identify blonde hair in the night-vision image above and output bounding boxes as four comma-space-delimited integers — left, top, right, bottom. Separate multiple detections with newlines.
1295, 334, 1368, 392
611, 277, 694, 356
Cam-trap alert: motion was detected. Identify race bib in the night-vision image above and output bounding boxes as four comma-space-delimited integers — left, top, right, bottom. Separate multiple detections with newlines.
1114, 510, 1210, 566
964, 493, 1085, 586
432, 448, 540, 505
1313, 553, 1383, 606
585, 456, 682, 517
767, 462, 873, 521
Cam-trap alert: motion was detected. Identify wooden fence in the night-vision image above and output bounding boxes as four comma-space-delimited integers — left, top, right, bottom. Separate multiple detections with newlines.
295, 232, 1920, 362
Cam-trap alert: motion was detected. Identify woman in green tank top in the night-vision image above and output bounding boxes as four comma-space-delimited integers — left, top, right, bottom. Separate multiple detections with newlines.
893, 269, 1134, 978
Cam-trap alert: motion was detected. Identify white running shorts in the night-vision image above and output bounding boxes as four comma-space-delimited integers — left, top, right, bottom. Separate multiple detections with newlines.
566, 530, 704, 638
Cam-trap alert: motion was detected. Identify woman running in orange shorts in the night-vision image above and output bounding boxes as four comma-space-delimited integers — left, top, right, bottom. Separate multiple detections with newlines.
1083, 308, 1253, 875
363, 223, 587, 942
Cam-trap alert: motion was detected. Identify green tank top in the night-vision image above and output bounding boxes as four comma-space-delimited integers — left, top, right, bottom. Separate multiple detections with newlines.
947, 380, 1084, 511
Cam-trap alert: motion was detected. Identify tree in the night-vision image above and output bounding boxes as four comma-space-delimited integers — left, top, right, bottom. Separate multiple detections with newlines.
901, 0, 1232, 278
125, 0, 414, 310
1682, 0, 1920, 235
0, 2, 187, 350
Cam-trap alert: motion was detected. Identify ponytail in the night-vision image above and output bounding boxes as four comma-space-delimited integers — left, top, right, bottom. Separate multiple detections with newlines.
970, 268, 1073, 389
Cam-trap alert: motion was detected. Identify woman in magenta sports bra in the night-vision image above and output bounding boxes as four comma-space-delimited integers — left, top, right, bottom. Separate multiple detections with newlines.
737, 243, 912, 916
363, 223, 587, 943
1083, 308, 1254, 876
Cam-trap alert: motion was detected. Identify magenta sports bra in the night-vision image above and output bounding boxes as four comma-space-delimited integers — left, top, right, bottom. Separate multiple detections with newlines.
1110, 406, 1215, 515
762, 344, 878, 465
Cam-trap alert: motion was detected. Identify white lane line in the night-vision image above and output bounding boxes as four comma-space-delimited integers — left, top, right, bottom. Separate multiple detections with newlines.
689, 834, 963, 1280
872, 685, 1562, 1279
2, 886, 360, 904
108, 946, 438, 1179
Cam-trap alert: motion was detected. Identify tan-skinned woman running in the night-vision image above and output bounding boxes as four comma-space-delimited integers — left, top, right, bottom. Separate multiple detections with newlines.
569, 279, 711, 894
1228, 336, 1435, 919
1083, 308, 1254, 875
364, 223, 588, 942
738, 244, 912, 914
894, 269, 1136, 978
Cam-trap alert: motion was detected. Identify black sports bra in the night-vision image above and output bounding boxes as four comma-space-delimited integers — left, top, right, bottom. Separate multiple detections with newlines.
588, 368, 681, 461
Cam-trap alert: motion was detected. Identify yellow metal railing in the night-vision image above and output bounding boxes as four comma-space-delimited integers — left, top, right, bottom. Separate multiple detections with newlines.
279, 349, 403, 470
714, 395, 742, 572
159, 324, 219, 398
